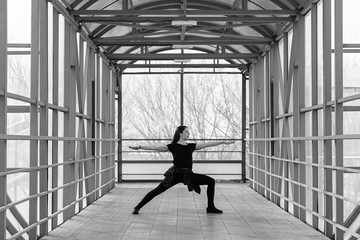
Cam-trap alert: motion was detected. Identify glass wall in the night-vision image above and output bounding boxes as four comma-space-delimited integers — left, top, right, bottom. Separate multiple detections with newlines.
3, 1, 117, 238
248, 0, 360, 239
121, 64, 245, 181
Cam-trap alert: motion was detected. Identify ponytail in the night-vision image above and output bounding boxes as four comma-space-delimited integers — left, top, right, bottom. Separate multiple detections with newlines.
171, 126, 187, 144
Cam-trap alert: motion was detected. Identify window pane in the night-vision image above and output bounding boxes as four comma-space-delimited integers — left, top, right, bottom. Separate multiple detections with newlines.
184, 74, 242, 139
122, 74, 180, 139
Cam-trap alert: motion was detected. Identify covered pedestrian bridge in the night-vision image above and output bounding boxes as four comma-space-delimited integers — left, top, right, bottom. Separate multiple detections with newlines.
1, 0, 360, 239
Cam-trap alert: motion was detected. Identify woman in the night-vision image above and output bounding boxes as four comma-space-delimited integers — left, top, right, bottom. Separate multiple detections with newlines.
129, 126, 235, 214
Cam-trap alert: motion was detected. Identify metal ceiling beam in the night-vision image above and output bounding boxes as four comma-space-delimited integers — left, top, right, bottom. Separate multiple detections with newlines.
69, 0, 83, 9
95, 39, 272, 46
136, 0, 228, 11
70, 9, 298, 16
88, 22, 280, 37
93, 33, 272, 42
117, 63, 247, 68
106, 53, 259, 60
76, 16, 295, 23
268, 0, 291, 10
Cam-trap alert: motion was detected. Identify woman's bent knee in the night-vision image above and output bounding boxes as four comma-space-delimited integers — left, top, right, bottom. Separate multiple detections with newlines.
208, 177, 215, 186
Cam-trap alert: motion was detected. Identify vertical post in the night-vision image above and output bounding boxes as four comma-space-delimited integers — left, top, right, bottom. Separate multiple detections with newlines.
258, 58, 265, 196
272, 42, 285, 206
63, 22, 76, 221
111, 71, 116, 187
51, 5, 59, 230
77, 36, 84, 212
85, 47, 96, 204
272, 43, 280, 204
91, 78, 96, 194
292, 21, 300, 219
297, 15, 307, 223
101, 62, 110, 193
29, 0, 40, 238
96, 55, 101, 197
248, 66, 254, 188
39, 0, 49, 236
265, 55, 270, 199
334, 0, 344, 238
311, 3, 319, 230
117, 71, 123, 182
283, 32, 289, 212
292, 15, 306, 222
63, 19, 71, 221
323, 0, 333, 237
241, 72, 247, 183
180, 68, 184, 125
255, 60, 261, 193
269, 44, 276, 202
0, 0, 7, 238
242, 0, 247, 10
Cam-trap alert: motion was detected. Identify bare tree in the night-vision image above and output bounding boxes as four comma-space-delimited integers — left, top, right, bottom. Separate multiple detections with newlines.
121, 72, 246, 162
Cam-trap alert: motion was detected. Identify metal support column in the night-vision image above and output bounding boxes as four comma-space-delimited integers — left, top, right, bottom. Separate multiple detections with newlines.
101, 61, 111, 194
39, 0, 49, 236
85, 47, 96, 204
29, 0, 40, 238
292, 21, 301, 219
117, 71, 123, 182
311, 3, 319, 230
282, 32, 289, 212
323, 0, 333, 237
248, 66, 254, 188
63, 22, 77, 221
51, 6, 59, 230
334, 0, 344, 238
241, 73, 247, 183
298, 15, 307, 223
91, 78, 96, 195
95, 55, 101, 199
0, 0, 7, 238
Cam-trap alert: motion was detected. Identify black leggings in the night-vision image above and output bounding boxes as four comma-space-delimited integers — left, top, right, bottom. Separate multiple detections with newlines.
135, 172, 216, 210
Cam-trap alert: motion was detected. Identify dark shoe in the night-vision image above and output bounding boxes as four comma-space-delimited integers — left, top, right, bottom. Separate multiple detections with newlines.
132, 208, 140, 214
206, 207, 223, 214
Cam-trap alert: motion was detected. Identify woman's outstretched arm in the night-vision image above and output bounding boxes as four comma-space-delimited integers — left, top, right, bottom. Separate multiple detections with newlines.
195, 141, 235, 150
129, 145, 169, 152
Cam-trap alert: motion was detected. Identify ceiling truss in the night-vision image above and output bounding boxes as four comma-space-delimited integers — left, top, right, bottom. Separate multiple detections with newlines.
60, 0, 305, 71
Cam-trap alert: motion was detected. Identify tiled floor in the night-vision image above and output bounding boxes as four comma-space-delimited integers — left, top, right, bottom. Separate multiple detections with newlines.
41, 182, 329, 240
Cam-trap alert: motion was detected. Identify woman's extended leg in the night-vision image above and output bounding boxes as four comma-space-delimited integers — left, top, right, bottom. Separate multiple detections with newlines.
133, 179, 179, 213
191, 173, 222, 213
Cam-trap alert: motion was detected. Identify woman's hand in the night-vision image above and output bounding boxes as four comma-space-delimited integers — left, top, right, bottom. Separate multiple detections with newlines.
129, 145, 141, 150
223, 141, 235, 145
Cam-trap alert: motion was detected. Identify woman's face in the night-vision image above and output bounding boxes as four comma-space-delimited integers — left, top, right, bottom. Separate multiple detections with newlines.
180, 128, 190, 140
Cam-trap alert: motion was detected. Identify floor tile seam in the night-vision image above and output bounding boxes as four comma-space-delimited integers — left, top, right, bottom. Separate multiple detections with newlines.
224, 186, 256, 211
219, 187, 251, 226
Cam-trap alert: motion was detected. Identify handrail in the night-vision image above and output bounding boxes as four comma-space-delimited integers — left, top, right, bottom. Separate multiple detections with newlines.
248, 163, 360, 206
123, 173, 242, 175
248, 152, 360, 174
247, 177, 360, 240
0, 165, 115, 213
0, 153, 116, 177
247, 133, 360, 141
0, 134, 118, 141
117, 160, 242, 164
6, 177, 116, 240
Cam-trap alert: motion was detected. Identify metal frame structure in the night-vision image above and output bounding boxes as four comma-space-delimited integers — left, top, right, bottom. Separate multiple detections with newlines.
1, 1, 116, 239
249, 1, 360, 239
0, 0, 359, 239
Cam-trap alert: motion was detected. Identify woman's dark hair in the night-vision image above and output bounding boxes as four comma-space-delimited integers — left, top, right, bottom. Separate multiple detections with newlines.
171, 126, 187, 144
